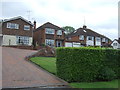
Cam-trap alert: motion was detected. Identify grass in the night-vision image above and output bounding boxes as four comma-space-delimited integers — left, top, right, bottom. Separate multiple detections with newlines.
30, 57, 56, 75
30, 57, 119, 88
70, 80, 119, 88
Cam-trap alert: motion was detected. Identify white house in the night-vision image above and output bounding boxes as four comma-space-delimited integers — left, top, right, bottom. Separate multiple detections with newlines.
111, 39, 120, 49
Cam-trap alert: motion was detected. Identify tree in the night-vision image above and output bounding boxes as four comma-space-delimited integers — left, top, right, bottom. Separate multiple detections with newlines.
62, 26, 75, 35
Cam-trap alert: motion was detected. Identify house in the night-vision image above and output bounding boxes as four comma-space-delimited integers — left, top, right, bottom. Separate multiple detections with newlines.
33, 22, 65, 47
0, 16, 33, 46
111, 39, 120, 49
65, 25, 111, 47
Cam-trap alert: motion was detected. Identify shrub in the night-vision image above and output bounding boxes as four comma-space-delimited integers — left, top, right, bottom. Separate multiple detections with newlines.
56, 47, 104, 82
56, 47, 119, 82
97, 67, 116, 81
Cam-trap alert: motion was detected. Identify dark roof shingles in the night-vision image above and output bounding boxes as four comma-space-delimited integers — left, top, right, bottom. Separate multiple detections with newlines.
66, 27, 110, 40
35, 22, 64, 31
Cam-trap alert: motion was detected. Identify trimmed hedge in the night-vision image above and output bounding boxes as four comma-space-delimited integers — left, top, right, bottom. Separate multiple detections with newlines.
56, 47, 120, 82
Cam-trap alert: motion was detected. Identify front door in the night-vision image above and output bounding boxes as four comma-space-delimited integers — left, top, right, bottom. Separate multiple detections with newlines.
56, 41, 62, 47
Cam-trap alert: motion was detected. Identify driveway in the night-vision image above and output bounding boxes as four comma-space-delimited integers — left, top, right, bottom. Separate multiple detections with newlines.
2, 47, 69, 89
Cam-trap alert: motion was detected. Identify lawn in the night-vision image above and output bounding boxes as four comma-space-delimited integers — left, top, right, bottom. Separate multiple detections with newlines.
30, 57, 119, 88
70, 80, 119, 88
30, 57, 56, 75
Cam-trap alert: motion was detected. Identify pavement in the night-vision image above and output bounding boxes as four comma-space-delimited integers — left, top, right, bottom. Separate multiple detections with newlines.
2, 47, 70, 89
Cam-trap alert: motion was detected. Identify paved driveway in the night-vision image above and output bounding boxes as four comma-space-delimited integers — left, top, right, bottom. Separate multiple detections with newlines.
2, 47, 68, 89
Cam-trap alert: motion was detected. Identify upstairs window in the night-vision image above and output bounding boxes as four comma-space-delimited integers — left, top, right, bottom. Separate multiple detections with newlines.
24, 25, 30, 30
96, 37, 101, 42
113, 43, 117, 46
45, 28, 55, 34
57, 30, 62, 35
87, 36, 94, 41
79, 35, 84, 40
7, 23, 19, 29
106, 39, 108, 43
102, 38, 106, 42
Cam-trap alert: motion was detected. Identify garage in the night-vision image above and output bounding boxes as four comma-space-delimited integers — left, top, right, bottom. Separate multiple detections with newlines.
73, 42, 81, 47
65, 42, 81, 47
65, 42, 73, 47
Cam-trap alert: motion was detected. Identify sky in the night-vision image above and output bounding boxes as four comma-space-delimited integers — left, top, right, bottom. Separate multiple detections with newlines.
1, 0, 119, 40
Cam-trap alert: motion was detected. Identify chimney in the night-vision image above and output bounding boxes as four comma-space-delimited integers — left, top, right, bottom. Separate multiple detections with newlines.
33, 21, 36, 29
83, 25, 87, 29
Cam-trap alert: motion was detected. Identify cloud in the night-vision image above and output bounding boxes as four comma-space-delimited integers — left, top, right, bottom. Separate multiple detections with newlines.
1, 0, 119, 40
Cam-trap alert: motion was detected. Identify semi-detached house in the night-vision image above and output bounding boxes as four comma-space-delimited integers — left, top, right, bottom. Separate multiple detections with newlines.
0, 16, 33, 46
65, 25, 111, 47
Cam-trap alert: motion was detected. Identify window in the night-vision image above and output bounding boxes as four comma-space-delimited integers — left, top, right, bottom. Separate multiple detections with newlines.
113, 43, 117, 46
102, 38, 106, 42
87, 36, 94, 41
106, 39, 108, 43
24, 25, 30, 30
45, 39, 54, 46
79, 35, 84, 40
16, 36, 29, 45
7, 23, 19, 29
57, 30, 62, 35
96, 37, 101, 42
45, 28, 55, 34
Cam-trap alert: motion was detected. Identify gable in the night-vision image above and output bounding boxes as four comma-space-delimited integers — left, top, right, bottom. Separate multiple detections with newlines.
2, 16, 33, 26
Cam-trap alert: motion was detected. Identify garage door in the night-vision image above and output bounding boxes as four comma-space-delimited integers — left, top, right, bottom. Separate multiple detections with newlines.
73, 42, 80, 47
65, 42, 72, 47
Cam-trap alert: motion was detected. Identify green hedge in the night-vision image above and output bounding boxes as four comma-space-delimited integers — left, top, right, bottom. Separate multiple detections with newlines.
56, 47, 120, 82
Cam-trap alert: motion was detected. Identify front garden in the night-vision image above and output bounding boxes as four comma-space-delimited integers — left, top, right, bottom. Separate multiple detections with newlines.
30, 48, 120, 89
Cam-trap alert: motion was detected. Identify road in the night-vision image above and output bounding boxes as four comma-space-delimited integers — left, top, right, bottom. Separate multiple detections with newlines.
2, 47, 69, 89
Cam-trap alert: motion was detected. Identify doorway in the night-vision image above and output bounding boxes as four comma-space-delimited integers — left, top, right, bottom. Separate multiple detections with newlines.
56, 41, 62, 47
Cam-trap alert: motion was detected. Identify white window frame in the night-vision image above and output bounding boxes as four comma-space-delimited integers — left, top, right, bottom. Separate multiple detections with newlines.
96, 37, 101, 42
105, 39, 108, 43
16, 36, 29, 45
113, 43, 117, 46
102, 38, 106, 42
87, 36, 94, 41
45, 28, 55, 34
7, 23, 19, 29
24, 25, 30, 30
79, 35, 84, 40
45, 39, 54, 46
57, 30, 62, 35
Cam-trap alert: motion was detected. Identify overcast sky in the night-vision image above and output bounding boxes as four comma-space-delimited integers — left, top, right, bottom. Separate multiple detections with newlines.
1, 0, 119, 40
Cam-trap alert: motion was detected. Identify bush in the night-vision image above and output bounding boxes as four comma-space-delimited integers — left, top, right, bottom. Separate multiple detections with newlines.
56, 47, 120, 82
97, 67, 116, 81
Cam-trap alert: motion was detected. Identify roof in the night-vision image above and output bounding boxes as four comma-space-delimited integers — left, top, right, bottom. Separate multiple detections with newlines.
1, 16, 33, 26
35, 22, 65, 32
66, 25, 111, 40
112, 39, 120, 44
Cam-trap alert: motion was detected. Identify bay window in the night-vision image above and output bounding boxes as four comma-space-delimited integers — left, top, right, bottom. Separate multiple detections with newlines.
45, 39, 54, 46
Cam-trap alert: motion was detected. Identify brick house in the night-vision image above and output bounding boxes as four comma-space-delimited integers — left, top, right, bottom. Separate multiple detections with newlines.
65, 25, 111, 47
0, 16, 33, 46
33, 22, 65, 47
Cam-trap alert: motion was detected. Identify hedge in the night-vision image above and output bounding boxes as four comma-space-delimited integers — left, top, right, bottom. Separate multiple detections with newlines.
56, 47, 120, 82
